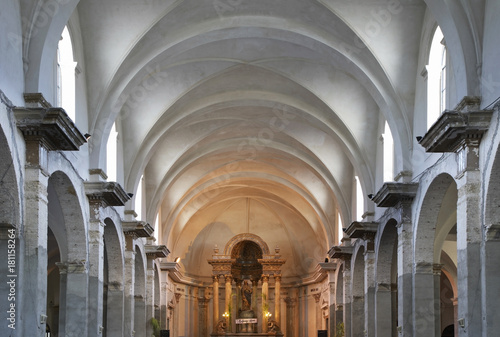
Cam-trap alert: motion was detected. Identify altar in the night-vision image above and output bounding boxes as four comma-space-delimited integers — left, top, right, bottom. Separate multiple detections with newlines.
208, 234, 286, 336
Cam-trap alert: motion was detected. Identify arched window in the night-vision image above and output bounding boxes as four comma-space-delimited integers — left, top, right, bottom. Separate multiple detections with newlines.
135, 175, 144, 220
338, 212, 343, 245
355, 175, 363, 221
106, 122, 118, 182
56, 26, 76, 120
382, 121, 394, 182
426, 26, 446, 129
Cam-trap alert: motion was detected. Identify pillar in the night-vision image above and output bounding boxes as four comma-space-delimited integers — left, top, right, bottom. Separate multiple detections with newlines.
261, 275, 269, 331
21, 141, 49, 337
481, 225, 500, 336
456, 142, 482, 337
285, 297, 297, 337
364, 244, 376, 337
342, 261, 352, 337
56, 262, 89, 336
87, 204, 105, 337
145, 256, 156, 337
134, 295, 146, 337
314, 293, 321, 330
212, 275, 219, 332
396, 199, 414, 337
199, 296, 209, 337
123, 235, 136, 337
106, 282, 125, 337
375, 283, 393, 337
274, 275, 281, 325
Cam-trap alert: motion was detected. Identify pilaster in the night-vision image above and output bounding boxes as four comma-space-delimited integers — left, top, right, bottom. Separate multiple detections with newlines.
14, 101, 86, 337
56, 261, 89, 336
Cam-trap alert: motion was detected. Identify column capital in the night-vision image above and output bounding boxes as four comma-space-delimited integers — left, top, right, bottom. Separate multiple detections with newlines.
212, 275, 220, 283
274, 275, 282, 282
224, 275, 233, 283
261, 275, 270, 283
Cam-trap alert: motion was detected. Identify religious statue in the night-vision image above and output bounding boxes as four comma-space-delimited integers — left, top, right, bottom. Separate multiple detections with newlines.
241, 280, 252, 310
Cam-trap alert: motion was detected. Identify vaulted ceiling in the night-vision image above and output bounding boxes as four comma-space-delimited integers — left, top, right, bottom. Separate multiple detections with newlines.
77, 0, 426, 284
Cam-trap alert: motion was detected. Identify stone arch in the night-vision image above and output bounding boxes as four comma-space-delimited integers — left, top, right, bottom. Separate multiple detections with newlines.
0, 124, 20, 229
375, 219, 398, 337
224, 233, 271, 256
48, 171, 87, 261
413, 173, 457, 337
414, 173, 456, 265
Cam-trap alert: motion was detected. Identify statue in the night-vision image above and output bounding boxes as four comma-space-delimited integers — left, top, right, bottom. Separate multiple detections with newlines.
241, 280, 252, 310
215, 319, 227, 334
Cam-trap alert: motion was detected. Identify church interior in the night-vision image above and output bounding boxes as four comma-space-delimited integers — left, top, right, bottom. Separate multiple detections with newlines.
1, 0, 500, 336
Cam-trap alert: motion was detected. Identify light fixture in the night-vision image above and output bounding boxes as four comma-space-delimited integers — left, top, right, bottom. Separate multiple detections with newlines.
223, 312, 229, 319
84, 133, 91, 141
40, 314, 47, 324
175, 257, 181, 263
367, 194, 374, 199
127, 193, 134, 198
416, 136, 423, 142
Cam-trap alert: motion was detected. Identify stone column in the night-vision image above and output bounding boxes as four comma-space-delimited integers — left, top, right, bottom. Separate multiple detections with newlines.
56, 261, 89, 336
313, 293, 321, 330
364, 243, 376, 337
274, 275, 281, 325
456, 147, 482, 337
212, 275, 220, 332
199, 296, 210, 337
375, 283, 393, 337
481, 225, 500, 336
123, 235, 136, 337
396, 199, 415, 337
145, 257, 156, 337
87, 203, 105, 337
261, 275, 270, 330
21, 142, 50, 337
342, 261, 352, 337
285, 297, 297, 337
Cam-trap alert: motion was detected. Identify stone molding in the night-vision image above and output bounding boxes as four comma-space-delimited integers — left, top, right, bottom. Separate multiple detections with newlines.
123, 220, 154, 238
328, 245, 353, 270
371, 182, 418, 207
418, 109, 492, 153
23, 93, 52, 108
14, 105, 86, 151
85, 181, 131, 207
145, 244, 170, 259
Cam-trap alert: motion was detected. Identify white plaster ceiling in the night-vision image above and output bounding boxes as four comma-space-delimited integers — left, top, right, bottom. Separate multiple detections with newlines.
79, 0, 426, 284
